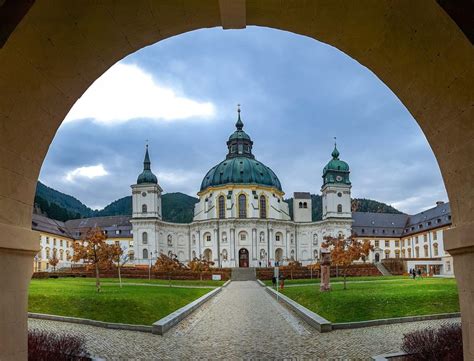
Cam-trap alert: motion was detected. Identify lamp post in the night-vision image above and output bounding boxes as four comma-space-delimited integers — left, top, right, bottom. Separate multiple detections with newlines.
148, 251, 153, 281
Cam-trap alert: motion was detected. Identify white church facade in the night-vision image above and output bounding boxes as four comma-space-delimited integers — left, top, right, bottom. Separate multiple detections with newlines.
131, 109, 352, 268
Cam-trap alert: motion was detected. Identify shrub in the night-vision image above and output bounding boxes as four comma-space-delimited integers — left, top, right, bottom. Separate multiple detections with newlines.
401, 323, 462, 361
28, 330, 90, 361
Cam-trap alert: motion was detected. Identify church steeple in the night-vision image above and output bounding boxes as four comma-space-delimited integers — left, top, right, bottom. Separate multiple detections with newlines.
235, 104, 244, 130
137, 144, 158, 184
143, 145, 151, 170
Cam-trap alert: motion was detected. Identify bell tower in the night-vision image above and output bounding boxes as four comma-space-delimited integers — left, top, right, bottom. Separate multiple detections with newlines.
321, 141, 351, 220
131, 145, 162, 219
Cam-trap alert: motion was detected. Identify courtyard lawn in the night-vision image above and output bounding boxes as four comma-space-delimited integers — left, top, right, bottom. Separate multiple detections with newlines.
262, 275, 407, 286
98, 277, 226, 287
278, 277, 459, 323
29, 278, 215, 325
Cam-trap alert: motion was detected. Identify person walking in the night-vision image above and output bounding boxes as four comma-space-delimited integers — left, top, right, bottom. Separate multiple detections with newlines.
412, 268, 416, 280
417, 268, 422, 279
272, 275, 276, 288
279, 273, 285, 290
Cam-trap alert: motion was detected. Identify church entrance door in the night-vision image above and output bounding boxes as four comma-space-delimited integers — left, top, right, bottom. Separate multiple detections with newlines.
239, 248, 249, 268
375, 253, 380, 263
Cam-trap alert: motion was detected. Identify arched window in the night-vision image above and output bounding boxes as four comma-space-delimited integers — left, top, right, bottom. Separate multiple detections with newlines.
238, 194, 247, 218
142, 232, 148, 244
408, 248, 412, 258
337, 204, 342, 213
303, 202, 307, 208
143, 248, 148, 259
218, 195, 225, 219
312, 234, 318, 245
415, 247, 420, 258
59, 249, 64, 260
299, 202, 303, 208
259, 195, 267, 219
423, 244, 428, 257
142, 204, 147, 213
192, 234, 196, 245
433, 243, 439, 256
167, 234, 173, 246
129, 250, 135, 261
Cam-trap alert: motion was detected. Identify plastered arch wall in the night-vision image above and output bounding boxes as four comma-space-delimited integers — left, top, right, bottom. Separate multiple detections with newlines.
0, 1, 472, 360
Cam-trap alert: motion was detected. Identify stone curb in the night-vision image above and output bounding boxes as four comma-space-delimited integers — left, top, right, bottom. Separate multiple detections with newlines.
332, 312, 461, 330
256, 279, 266, 287
264, 286, 332, 333
371, 351, 408, 360
222, 279, 231, 287
28, 313, 152, 333
152, 286, 223, 335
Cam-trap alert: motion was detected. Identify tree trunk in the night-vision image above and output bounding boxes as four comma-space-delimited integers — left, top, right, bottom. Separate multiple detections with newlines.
95, 263, 101, 292
343, 269, 347, 290
118, 264, 122, 288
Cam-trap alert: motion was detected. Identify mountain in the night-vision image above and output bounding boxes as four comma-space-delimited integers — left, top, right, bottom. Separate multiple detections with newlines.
96, 193, 199, 223
34, 181, 402, 224
34, 181, 199, 223
284, 194, 403, 221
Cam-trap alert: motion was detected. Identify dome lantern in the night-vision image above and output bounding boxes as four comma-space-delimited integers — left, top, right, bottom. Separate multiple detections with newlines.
200, 107, 283, 193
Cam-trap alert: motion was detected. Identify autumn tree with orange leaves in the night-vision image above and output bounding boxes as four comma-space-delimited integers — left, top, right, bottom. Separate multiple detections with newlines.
188, 256, 214, 281
48, 251, 59, 272
154, 252, 186, 286
322, 234, 373, 290
72, 227, 118, 292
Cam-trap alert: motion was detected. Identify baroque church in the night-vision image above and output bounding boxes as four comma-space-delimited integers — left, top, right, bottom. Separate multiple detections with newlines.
131, 109, 353, 268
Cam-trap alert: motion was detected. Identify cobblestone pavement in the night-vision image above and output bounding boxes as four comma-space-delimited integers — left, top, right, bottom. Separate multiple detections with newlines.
29, 281, 460, 360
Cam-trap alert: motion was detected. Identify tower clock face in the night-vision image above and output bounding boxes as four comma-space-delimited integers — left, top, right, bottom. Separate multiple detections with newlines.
142, 192, 147, 197
336, 175, 343, 182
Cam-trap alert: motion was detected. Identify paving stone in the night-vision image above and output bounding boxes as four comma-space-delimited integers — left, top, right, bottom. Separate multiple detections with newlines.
28, 281, 460, 360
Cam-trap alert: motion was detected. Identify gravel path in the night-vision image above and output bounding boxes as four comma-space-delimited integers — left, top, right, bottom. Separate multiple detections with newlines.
29, 281, 460, 360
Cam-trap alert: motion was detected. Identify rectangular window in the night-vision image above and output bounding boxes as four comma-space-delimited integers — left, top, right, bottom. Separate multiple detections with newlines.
374, 240, 379, 247
60, 240, 63, 247
385, 240, 390, 247
275, 235, 280, 242
46, 237, 49, 244
433, 231, 437, 241
423, 234, 428, 242
395, 240, 399, 247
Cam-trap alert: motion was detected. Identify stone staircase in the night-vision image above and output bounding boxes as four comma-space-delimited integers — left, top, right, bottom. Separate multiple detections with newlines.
375, 262, 392, 276
231, 267, 257, 281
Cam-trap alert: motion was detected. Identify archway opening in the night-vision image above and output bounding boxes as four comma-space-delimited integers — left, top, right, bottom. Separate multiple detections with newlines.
1, 2, 472, 359
239, 248, 249, 268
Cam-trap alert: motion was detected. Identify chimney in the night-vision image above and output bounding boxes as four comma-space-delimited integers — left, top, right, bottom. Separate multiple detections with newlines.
436, 201, 444, 206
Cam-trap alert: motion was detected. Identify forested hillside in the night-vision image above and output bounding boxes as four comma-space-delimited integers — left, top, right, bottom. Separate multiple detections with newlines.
34, 181, 402, 223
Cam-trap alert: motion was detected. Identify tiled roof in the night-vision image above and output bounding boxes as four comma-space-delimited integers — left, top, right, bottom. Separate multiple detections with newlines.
353, 202, 451, 238
32, 214, 73, 239
352, 212, 409, 237
65, 216, 132, 239
293, 192, 311, 199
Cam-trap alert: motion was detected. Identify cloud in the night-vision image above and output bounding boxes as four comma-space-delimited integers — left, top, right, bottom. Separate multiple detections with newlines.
65, 164, 108, 182
63, 63, 215, 124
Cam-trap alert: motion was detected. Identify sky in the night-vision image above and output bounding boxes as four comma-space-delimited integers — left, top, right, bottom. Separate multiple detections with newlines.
39, 26, 448, 214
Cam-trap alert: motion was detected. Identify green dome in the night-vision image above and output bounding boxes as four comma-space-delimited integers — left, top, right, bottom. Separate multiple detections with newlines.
200, 108, 282, 192
322, 143, 351, 186
137, 146, 158, 184
137, 170, 158, 184
323, 159, 350, 173
200, 156, 282, 192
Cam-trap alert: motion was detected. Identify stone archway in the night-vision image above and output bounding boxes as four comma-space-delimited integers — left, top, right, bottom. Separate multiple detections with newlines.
0, 2, 472, 359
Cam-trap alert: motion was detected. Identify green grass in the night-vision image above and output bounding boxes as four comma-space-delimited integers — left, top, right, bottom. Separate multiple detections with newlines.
278, 278, 459, 323
262, 275, 407, 286
29, 278, 215, 325
101, 277, 226, 287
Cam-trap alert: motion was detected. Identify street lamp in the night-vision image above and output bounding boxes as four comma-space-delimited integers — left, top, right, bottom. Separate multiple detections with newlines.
148, 251, 153, 281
